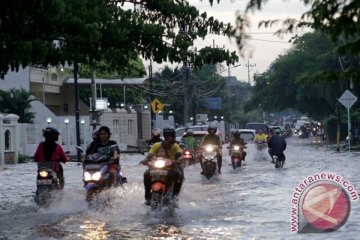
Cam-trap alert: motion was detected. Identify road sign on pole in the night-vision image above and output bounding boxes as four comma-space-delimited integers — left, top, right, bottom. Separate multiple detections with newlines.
338, 90, 358, 151
151, 98, 164, 113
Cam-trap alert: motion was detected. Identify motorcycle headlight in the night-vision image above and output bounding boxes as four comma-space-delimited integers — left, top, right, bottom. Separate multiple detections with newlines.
204, 151, 216, 160
185, 150, 190, 155
92, 171, 102, 181
154, 159, 166, 168
205, 145, 214, 152
233, 146, 240, 151
39, 170, 48, 178
84, 172, 92, 181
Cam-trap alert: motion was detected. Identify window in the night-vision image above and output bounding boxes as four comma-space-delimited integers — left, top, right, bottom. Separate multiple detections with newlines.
51, 73, 57, 81
5, 130, 10, 150
63, 104, 69, 113
128, 119, 133, 135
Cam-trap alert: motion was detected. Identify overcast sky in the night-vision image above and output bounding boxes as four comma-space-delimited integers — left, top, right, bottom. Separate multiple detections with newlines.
146, 0, 311, 83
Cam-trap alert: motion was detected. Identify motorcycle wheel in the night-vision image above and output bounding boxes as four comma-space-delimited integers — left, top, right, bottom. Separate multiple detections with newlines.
151, 192, 163, 214
203, 162, 216, 179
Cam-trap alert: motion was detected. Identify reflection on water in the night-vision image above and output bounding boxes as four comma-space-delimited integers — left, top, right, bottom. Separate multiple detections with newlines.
79, 220, 109, 240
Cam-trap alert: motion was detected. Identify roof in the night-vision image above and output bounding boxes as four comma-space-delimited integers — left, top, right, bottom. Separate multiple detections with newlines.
63, 77, 147, 85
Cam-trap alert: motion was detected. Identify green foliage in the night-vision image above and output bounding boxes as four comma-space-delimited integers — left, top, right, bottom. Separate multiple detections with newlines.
0, 88, 36, 123
0, 0, 238, 78
18, 154, 31, 163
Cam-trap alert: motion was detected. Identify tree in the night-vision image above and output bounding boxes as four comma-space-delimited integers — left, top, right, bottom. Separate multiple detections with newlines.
0, 0, 239, 78
0, 88, 36, 123
233, 0, 360, 80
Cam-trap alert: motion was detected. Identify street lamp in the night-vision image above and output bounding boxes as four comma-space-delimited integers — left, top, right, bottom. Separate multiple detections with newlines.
64, 118, 70, 152
80, 119, 85, 148
46, 117, 52, 125
169, 110, 173, 115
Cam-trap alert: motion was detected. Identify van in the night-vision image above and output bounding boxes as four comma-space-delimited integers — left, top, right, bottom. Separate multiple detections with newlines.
245, 122, 269, 133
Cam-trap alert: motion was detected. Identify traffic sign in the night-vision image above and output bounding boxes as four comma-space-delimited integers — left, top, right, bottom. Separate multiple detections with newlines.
338, 90, 358, 109
151, 98, 164, 113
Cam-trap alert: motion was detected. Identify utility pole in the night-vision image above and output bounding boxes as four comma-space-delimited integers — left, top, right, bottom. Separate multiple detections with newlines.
74, 62, 81, 162
149, 59, 154, 128
183, 61, 189, 126
90, 69, 98, 131
245, 60, 256, 84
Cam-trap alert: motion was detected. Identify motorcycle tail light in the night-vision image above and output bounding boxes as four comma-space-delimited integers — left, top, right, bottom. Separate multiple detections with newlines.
39, 171, 48, 178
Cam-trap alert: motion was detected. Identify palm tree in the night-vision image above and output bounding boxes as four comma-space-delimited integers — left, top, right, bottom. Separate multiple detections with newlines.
0, 88, 36, 123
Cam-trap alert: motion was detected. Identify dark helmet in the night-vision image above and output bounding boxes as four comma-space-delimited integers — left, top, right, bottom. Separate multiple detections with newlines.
92, 129, 99, 140
186, 129, 194, 135
43, 127, 60, 140
233, 130, 240, 138
208, 124, 217, 134
152, 128, 161, 137
163, 127, 176, 139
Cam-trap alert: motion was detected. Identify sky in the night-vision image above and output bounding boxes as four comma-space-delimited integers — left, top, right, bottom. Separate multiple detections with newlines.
147, 0, 311, 83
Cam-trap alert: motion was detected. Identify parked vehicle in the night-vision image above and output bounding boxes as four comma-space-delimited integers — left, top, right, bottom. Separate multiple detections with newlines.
245, 122, 269, 134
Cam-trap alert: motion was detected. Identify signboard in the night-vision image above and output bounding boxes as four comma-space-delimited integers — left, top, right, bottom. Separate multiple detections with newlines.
151, 98, 164, 113
201, 97, 222, 110
96, 98, 108, 110
338, 90, 358, 109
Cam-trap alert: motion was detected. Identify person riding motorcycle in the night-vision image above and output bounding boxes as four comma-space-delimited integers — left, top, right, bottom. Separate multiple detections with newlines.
182, 129, 197, 153
86, 126, 120, 186
229, 130, 247, 161
86, 128, 100, 157
254, 128, 267, 143
142, 127, 184, 205
268, 129, 287, 166
147, 128, 162, 146
200, 124, 222, 174
34, 127, 69, 188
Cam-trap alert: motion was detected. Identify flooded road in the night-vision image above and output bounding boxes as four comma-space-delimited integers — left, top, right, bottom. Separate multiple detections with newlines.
1, 137, 359, 239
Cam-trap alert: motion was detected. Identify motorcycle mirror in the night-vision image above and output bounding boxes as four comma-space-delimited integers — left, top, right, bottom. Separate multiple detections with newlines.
76, 146, 83, 153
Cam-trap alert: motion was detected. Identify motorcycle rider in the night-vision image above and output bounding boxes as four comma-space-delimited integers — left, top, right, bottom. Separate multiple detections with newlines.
86, 128, 100, 157
229, 130, 247, 161
254, 128, 267, 143
268, 129, 287, 167
200, 124, 222, 174
147, 128, 162, 146
182, 129, 197, 153
86, 126, 120, 186
142, 127, 183, 206
34, 127, 69, 188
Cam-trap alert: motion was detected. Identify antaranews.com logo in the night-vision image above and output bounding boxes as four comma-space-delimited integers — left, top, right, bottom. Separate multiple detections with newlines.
290, 172, 358, 233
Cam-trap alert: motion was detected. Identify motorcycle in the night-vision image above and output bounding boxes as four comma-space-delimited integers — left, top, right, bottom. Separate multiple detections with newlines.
145, 157, 178, 214
273, 155, 284, 168
228, 144, 245, 170
255, 141, 267, 151
201, 144, 219, 179
82, 144, 126, 202
182, 148, 195, 166
34, 162, 63, 206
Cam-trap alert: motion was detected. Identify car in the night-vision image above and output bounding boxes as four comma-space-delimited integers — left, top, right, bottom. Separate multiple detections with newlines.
245, 122, 269, 134
230, 129, 256, 143
180, 130, 209, 147
175, 125, 209, 142
268, 125, 283, 135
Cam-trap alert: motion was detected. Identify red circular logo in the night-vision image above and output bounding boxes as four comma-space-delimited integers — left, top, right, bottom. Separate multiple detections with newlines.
301, 182, 350, 231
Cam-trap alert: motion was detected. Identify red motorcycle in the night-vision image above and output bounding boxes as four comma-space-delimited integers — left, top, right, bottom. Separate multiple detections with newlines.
182, 148, 195, 166
228, 144, 246, 170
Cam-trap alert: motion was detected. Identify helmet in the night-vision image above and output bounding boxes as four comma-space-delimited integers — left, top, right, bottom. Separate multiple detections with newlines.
186, 129, 194, 135
43, 127, 60, 140
163, 127, 176, 139
208, 124, 217, 134
152, 128, 161, 137
233, 130, 240, 138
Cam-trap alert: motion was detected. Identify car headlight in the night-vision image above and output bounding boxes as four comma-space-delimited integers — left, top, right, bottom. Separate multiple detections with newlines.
205, 145, 214, 152
154, 159, 166, 168
233, 145, 240, 151
39, 170, 48, 178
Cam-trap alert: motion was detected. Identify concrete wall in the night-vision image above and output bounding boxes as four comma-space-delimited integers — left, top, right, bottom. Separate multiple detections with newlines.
0, 114, 20, 164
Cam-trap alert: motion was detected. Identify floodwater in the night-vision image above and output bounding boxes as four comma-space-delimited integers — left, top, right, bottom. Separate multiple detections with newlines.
1, 137, 359, 239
